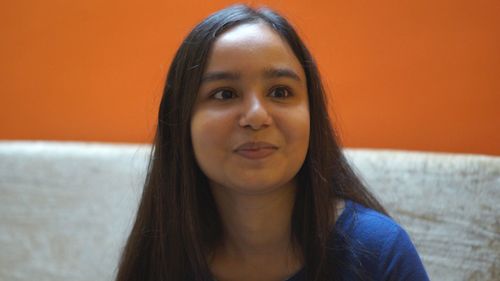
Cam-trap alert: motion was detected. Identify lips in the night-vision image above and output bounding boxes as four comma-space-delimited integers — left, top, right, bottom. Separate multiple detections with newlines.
234, 141, 278, 159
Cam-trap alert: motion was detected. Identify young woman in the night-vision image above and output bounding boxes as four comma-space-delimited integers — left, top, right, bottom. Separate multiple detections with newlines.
115, 4, 429, 281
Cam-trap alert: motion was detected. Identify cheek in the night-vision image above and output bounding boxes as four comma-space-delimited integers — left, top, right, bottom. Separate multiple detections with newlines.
191, 109, 232, 160
291, 116, 310, 166
277, 106, 310, 151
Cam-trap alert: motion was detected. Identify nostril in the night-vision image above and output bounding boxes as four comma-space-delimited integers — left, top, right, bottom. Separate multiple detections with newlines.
239, 114, 272, 130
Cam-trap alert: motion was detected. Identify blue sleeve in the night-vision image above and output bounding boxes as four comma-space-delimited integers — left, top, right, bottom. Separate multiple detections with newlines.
337, 201, 431, 280
377, 225, 430, 281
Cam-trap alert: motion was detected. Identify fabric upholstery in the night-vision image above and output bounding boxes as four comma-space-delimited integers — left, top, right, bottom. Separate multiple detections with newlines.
0, 141, 498, 281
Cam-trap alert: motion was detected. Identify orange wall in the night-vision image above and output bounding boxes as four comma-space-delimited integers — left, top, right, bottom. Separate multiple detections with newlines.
1, 0, 499, 155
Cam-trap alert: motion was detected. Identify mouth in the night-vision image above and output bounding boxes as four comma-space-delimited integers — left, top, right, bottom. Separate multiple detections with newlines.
234, 141, 278, 160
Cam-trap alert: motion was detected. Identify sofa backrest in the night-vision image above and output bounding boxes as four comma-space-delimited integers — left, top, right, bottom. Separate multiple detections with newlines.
345, 149, 500, 281
0, 141, 498, 281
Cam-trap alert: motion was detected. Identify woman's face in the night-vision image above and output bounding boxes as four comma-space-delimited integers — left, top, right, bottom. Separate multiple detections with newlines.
191, 22, 310, 194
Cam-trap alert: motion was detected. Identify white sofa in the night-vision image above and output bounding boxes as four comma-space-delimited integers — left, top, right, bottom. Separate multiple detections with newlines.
0, 141, 498, 281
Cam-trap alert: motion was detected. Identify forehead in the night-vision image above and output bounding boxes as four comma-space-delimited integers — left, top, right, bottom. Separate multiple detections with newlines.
205, 23, 304, 77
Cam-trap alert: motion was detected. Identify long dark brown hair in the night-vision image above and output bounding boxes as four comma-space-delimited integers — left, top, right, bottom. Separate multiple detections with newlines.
115, 4, 388, 281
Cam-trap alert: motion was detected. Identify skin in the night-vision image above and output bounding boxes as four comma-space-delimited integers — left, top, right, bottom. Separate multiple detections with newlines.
191, 22, 343, 281
192, 22, 310, 196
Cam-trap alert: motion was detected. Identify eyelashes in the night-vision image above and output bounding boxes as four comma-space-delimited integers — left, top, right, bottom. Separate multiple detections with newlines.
211, 88, 236, 100
269, 86, 292, 99
210, 86, 293, 101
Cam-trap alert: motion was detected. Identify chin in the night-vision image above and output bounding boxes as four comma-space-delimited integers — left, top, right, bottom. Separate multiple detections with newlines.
228, 176, 298, 195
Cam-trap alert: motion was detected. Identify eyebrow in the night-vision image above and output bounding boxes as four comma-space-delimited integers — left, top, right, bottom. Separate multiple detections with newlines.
201, 67, 301, 83
201, 71, 240, 83
263, 67, 301, 81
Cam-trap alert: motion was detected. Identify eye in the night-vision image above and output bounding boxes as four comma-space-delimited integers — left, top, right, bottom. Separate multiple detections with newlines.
212, 89, 236, 100
269, 86, 292, 98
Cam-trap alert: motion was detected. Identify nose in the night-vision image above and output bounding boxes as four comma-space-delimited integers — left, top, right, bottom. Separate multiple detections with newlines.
238, 94, 272, 130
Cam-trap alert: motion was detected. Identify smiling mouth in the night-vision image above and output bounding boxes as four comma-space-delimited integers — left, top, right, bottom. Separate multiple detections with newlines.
234, 147, 277, 159
234, 141, 278, 160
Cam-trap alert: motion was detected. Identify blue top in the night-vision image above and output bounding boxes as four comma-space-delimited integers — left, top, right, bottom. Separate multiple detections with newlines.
286, 200, 430, 281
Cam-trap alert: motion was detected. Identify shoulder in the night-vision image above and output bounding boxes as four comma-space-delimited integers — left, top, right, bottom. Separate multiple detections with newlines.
339, 200, 403, 246
334, 200, 430, 280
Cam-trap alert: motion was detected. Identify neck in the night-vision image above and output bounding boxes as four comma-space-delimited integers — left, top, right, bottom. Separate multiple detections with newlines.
209, 179, 299, 262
